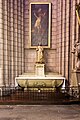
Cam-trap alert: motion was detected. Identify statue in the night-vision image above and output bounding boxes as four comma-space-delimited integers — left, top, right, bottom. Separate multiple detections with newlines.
36, 45, 44, 63
76, 43, 80, 70
72, 3, 80, 70
72, 42, 80, 70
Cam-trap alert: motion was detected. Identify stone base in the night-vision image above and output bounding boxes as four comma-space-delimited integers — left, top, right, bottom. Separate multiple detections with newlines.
70, 70, 80, 98
70, 69, 80, 87
35, 63, 45, 76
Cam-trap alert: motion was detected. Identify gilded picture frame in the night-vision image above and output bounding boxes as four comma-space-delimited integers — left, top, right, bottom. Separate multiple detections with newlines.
29, 2, 51, 48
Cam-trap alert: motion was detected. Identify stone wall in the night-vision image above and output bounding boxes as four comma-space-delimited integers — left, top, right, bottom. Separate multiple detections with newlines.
0, 0, 24, 86
56, 0, 79, 81
24, 0, 80, 82
0, 0, 80, 86
24, 0, 57, 73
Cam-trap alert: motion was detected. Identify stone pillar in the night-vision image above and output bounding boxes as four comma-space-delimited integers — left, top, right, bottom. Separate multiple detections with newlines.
58, 0, 62, 74
3, 0, 9, 86
70, 3, 80, 97
21, 0, 24, 73
10, 1, 14, 86
18, 0, 22, 75
14, 0, 18, 77
0, 0, 4, 86
61, 0, 66, 76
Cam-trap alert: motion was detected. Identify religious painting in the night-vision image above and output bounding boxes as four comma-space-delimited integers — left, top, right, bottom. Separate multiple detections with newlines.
29, 2, 51, 48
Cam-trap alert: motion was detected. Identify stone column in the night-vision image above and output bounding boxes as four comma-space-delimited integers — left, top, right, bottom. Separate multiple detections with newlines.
71, 0, 76, 70
3, 0, 9, 86
14, 0, 18, 77
10, 1, 14, 86
17, 0, 21, 75
21, 0, 24, 73
0, 0, 4, 86
70, 2, 80, 95
61, 0, 66, 76
58, 0, 62, 74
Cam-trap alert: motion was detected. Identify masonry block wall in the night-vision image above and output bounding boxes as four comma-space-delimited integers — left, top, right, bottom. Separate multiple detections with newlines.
56, 0, 79, 82
0, 0, 79, 87
24, 0, 79, 82
0, 0, 24, 87
24, 0, 57, 73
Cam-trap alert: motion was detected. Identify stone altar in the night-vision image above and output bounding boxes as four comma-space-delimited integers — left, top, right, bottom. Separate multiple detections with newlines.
15, 73, 65, 90
15, 46, 65, 90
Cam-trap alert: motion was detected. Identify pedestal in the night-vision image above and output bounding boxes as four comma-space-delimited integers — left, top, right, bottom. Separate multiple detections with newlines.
70, 69, 80, 98
71, 69, 80, 87
35, 63, 45, 76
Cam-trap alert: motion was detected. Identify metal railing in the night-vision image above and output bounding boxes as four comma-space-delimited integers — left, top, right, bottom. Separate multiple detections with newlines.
0, 86, 79, 104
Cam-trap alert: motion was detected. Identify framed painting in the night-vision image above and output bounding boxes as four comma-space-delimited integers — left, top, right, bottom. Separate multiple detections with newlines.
29, 2, 51, 48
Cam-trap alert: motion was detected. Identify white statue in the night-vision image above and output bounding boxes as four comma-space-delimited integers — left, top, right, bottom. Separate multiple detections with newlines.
36, 45, 44, 63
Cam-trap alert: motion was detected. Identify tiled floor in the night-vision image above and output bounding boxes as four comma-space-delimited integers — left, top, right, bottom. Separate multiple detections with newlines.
0, 105, 80, 120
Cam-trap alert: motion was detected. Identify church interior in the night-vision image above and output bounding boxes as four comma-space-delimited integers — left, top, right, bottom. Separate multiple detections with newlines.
0, 0, 80, 103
